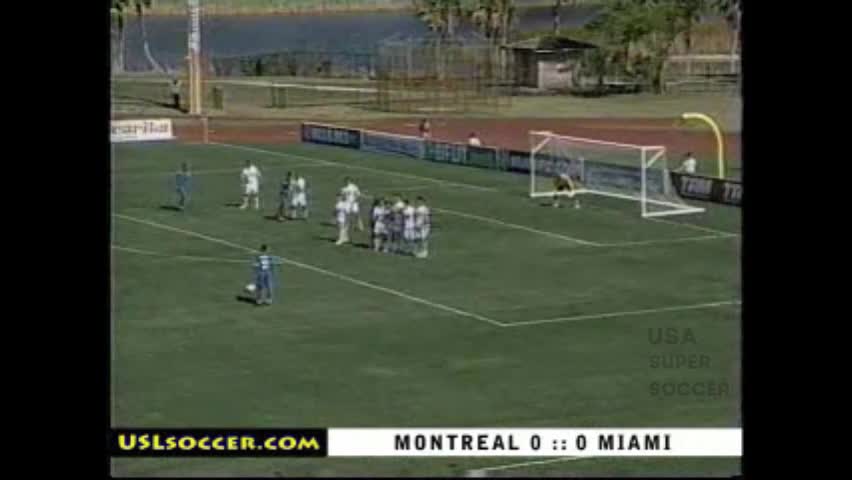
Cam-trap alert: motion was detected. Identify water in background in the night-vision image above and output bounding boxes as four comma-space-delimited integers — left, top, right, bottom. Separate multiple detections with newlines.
120, 6, 601, 72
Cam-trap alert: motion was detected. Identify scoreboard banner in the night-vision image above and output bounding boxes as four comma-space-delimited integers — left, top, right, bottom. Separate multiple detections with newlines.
671, 173, 743, 207
111, 119, 175, 143
301, 123, 361, 149
110, 428, 741, 458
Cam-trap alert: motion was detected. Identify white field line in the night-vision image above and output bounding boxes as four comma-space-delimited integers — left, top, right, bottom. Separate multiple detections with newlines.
597, 233, 739, 248
468, 457, 587, 476
210, 142, 498, 192
113, 213, 504, 327
584, 203, 739, 237
431, 206, 601, 247
646, 215, 738, 236
358, 192, 600, 247
112, 245, 251, 264
503, 300, 741, 328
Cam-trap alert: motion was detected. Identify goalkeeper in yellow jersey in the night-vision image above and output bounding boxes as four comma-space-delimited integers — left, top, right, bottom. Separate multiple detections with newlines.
552, 158, 580, 209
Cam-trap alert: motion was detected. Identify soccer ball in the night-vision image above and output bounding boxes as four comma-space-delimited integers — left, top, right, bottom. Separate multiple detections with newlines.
245, 283, 257, 294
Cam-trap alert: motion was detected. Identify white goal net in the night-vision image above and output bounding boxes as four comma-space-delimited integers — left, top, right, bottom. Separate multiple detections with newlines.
529, 131, 705, 218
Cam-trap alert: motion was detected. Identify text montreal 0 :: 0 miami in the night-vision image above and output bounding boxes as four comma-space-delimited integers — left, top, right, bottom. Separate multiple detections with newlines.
394, 433, 672, 452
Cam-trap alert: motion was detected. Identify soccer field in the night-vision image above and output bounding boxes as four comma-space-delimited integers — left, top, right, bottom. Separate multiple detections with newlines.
111, 139, 741, 477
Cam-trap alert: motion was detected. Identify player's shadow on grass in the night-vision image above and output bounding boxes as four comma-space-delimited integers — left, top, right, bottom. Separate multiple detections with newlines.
312, 235, 371, 250
313, 235, 338, 244
159, 205, 183, 212
235, 295, 257, 305
224, 202, 243, 208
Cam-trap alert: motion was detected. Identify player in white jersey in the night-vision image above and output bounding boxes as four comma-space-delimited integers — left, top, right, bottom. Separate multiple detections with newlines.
239, 160, 262, 210
389, 194, 405, 254
370, 198, 389, 253
290, 173, 309, 220
414, 196, 431, 259
334, 194, 350, 245
402, 199, 416, 256
340, 177, 364, 231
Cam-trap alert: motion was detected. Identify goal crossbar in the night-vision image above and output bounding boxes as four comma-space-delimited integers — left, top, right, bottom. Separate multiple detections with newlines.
529, 130, 666, 151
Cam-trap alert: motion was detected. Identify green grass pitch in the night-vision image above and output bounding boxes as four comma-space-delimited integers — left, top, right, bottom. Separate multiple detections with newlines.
111, 139, 741, 477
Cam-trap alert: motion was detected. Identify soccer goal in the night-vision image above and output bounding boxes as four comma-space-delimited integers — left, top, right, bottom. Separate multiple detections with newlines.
529, 131, 705, 218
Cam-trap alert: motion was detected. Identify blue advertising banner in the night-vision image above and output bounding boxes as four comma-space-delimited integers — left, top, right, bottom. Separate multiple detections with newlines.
301, 123, 361, 149
424, 141, 467, 165
467, 145, 499, 169
361, 131, 424, 158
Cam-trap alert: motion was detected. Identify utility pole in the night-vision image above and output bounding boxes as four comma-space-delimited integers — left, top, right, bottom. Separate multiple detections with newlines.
188, 0, 202, 115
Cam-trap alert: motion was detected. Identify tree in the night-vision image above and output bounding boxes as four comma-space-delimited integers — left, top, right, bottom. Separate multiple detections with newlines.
412, 0, 464, 38
675, 0, 706, 74
712, 0, 741, 72
552, 0, 578, 35
465, 1, 515, 81
111, 1, 128, 72
587, 0, 653, 77
111, 0, 164, 73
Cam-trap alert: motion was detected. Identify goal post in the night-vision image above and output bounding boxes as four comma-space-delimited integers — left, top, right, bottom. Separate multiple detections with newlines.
529, 131, 705, 218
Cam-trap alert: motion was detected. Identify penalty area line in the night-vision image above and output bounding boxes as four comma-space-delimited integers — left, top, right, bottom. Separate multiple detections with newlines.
112, 214, 503, 327
504, 300, 741, 328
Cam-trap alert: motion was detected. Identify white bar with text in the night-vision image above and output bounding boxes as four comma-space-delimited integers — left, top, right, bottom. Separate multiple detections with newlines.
327, 428, 741, 457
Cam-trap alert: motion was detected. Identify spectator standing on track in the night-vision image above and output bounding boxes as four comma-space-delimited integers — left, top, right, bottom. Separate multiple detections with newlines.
468, 132, 482, 147
419, 118, 432, 139
678, 152, 698, 174
170, 77, 182, 112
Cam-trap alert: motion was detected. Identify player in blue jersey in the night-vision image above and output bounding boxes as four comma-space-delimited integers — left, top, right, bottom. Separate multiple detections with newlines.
277, 172, 293, 221
252, 244, 283, 306
175, 162, 191, 211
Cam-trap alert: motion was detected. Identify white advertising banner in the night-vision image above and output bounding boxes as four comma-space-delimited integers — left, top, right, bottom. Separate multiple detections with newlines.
111, 119, 175, 143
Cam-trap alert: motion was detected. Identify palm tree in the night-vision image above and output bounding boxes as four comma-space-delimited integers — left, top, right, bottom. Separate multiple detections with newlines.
111, 1, 128, 72
413, 0, 463, 38
135, 0, 166, 73
111, 0, 164, 73
553, 0, 562, 35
